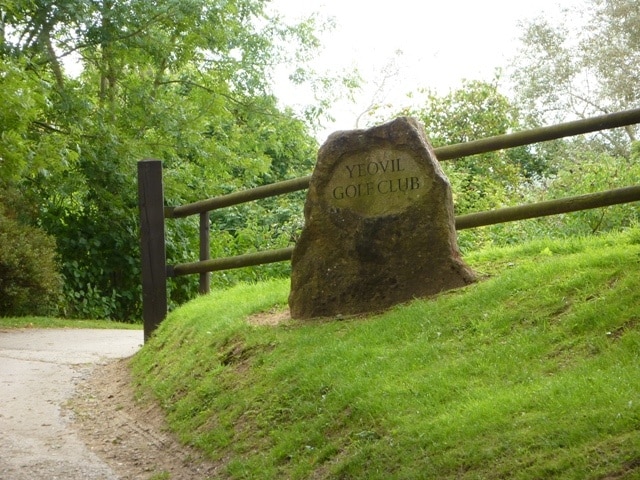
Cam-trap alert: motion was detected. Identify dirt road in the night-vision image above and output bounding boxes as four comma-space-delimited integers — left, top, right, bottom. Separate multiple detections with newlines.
0, 328, 142, 479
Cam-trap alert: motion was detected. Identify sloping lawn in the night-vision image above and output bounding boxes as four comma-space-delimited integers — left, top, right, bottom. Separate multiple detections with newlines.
133, 228, 640, 479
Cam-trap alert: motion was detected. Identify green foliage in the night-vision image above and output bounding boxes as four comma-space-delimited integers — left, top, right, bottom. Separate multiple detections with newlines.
0, 210, 63, 317
397, 80, 552, 210
206, 191, 306, 288
133, 229, 640, 479
498, 144, 640, 246
543, 149, 640, 233
396, 80, 559, 250
407, 79, 518, 145
0, 56, 74, 182
46, 208, 142, 320
392, 78, 638, 252
1, 0, 326, 321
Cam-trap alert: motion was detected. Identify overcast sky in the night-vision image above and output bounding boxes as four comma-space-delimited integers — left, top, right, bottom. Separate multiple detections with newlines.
270, 0, 584, 142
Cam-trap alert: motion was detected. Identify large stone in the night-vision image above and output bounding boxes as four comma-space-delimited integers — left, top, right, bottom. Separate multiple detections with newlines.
289, 117, 476, 319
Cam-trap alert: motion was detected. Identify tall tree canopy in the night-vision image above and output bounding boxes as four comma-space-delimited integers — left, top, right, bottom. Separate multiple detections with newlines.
0, 0, 326, 320
511, 0, 640, 152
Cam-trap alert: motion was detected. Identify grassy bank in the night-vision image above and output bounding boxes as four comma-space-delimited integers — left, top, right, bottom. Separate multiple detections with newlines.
132, 228, 640, 479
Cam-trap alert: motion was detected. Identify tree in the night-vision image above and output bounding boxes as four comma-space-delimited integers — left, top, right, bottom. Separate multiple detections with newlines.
508, 0, 640, 241
398, 80, 550, 208
385, 79, 557, 250
511, 0, 640, 153
1, 0, 327, 320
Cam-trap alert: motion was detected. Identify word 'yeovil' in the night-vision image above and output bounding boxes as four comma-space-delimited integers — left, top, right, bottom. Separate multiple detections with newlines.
346, 157, 404, 177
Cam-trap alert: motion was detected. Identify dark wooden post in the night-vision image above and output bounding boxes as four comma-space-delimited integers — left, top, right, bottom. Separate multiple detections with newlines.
199, 212, 211, 294
137, 159, 167, 342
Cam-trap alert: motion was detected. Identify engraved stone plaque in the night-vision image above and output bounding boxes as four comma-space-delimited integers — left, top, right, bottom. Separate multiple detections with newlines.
324, 149, 429, 217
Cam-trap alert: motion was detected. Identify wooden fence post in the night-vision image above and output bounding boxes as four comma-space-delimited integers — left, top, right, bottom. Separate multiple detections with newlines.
137, 159, 167, 342
199, 212, 211, 294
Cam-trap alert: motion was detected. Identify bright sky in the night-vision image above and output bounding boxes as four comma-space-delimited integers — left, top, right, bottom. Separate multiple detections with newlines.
270, 0, 584, 142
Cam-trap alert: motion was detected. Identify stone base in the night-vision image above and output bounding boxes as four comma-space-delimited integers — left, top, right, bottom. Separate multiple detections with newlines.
289, 117, 476, 319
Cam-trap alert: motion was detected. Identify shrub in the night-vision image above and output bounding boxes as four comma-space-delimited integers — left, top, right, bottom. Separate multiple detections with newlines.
457, 146, 640, 251
516, 149, 640, 240
0, 211, 63, 316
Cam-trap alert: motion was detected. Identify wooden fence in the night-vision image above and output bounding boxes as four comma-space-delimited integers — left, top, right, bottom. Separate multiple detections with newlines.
138, 108, 640, 341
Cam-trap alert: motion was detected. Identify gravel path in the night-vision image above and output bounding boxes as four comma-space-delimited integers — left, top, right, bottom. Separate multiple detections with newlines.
0, 329, 142, 479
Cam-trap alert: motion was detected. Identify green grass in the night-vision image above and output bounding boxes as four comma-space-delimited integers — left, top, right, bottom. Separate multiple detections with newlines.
0, 316, 141, 329
132, 228, 640, 479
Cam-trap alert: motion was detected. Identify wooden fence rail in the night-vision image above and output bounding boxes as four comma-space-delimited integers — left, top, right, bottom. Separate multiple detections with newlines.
139, 107, 640, 340
167, 185, 640, 278
165, 107, 640, 219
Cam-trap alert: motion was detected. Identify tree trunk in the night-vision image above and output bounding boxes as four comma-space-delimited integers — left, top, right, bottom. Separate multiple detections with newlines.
99, 0, 117, 109
42, 29, 65, 90
0, 12, 5, 53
